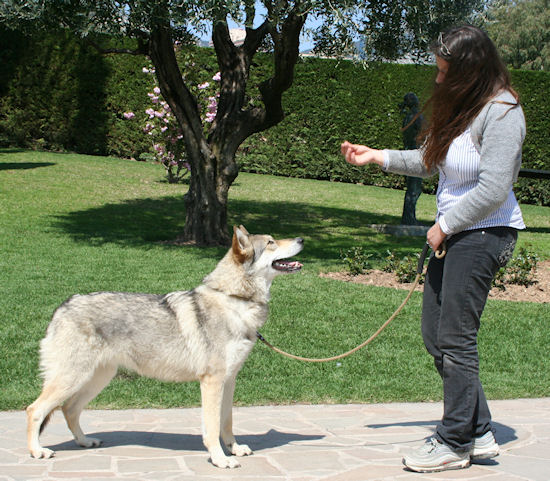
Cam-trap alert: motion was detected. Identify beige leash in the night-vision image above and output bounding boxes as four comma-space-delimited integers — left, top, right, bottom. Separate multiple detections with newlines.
257, 242, 445, 363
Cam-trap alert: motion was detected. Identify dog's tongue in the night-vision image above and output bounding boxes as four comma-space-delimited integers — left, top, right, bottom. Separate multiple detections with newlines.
273, 260, 303, 271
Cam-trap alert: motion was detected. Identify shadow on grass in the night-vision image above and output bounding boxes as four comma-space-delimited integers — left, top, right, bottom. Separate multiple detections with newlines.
0, 148, 27, 154
0, 162, 56, 170
51, 196, 426, 262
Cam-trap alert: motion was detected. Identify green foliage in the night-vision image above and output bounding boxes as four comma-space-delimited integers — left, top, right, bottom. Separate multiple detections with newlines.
383, 251, 425, 284
340, 246, 374, 275
494, 246, 539, 289
484, 0, 550, 71
0, 28, 152, 156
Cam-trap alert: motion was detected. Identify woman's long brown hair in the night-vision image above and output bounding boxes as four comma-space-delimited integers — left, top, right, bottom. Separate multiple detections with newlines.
420, 25, 519, 171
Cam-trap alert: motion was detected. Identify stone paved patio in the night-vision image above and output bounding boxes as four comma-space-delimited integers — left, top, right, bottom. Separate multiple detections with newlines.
1, 398, 549, 480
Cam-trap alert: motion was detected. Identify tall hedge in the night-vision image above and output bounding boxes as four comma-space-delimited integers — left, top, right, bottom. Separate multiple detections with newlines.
1, 29, 548, 205
0, 28, 151, 157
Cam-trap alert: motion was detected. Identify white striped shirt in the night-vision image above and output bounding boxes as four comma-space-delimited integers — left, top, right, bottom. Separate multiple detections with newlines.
437, 128, 525, 234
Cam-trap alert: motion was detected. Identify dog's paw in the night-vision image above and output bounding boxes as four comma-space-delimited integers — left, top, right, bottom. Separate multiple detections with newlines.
76, 436, 102, 448
211, 454, 241, 469
30, 447, 55, 459
231, 442, 253, 457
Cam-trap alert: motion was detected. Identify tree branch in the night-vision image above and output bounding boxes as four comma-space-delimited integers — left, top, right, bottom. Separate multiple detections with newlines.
149, 22, 206, 163
254, 10, 307, 130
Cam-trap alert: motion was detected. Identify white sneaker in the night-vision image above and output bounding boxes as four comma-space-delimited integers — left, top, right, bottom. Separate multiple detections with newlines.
403, 438, 470, 473
471, 431, 500, 460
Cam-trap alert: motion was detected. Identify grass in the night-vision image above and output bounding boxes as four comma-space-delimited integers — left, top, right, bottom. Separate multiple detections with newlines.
1, 149, 549, 410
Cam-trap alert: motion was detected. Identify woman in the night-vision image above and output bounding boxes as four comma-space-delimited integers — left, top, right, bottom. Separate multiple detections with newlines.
341, 25, 525, 473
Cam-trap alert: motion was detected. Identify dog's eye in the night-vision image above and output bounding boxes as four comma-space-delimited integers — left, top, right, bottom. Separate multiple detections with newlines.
267, 240, 275, 245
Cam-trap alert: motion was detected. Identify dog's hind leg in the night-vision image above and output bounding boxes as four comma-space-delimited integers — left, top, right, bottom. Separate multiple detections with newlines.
62, 365, 117, 449
27, 381, 73, 459
200, 373, 240, 468
221, 375, 252, 457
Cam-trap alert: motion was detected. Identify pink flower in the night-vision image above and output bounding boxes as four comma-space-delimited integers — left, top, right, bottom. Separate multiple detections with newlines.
145, 108, 156, 118
205, 112, 216, 123
212, 72, 221, 82
123, 111, 135, 119
198, 82, 210, 90
153, 87, 161, 95
161, 126, 168, 133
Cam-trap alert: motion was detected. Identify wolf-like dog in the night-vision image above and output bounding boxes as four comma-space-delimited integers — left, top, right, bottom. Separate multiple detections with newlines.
26, 226, 303, 468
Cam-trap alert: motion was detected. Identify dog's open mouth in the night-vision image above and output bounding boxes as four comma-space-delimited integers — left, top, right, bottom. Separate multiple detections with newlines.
272, 259, 303, 272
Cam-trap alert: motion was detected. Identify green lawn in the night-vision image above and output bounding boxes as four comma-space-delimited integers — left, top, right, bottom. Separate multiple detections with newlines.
1, 149, 549, 410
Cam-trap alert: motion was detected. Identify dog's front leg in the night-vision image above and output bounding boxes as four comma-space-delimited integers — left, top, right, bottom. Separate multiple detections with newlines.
221, 375, 252, 457
199, 373, 240, 468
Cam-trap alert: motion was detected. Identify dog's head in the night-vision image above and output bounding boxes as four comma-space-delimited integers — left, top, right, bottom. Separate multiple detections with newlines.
232, 225, 303, 280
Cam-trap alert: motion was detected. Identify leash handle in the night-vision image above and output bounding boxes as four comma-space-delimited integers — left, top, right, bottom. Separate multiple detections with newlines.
435, 240, 447, 259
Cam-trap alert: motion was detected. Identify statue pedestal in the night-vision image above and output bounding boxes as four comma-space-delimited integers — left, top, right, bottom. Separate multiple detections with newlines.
369, 224, 429, 237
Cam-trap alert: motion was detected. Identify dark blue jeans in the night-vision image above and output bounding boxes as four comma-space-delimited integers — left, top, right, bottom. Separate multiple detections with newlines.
422, 227, 518, 452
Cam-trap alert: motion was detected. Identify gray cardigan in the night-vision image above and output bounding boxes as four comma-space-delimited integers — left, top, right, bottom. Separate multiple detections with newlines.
383, 90, 526, 235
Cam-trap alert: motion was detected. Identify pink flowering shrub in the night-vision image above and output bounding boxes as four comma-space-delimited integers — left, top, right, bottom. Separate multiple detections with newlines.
126, 62, 221, 183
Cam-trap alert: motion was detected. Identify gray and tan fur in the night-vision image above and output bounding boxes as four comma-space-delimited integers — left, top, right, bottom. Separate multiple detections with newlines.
27, 226, 303, 468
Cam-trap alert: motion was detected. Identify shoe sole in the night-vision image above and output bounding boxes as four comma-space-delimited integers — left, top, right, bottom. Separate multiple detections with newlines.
471, 450, 499, 461
403, 458, 470, 473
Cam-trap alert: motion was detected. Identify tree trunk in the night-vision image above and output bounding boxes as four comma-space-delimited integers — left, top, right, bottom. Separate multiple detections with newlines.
149, 23, 232, 246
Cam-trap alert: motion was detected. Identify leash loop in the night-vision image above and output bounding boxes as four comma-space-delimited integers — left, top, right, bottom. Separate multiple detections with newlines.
257, 242, 440, 363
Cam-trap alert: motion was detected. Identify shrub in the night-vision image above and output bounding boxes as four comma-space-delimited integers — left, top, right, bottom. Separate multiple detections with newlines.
493, 246, 539, 289
382, 251, 425, 284
340, 246, 374, 276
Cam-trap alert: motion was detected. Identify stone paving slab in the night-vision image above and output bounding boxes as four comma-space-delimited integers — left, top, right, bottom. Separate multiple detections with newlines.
1, 399, 549, 480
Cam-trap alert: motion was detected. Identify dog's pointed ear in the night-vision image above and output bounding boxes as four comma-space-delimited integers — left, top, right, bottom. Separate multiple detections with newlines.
238, 225, 250, 235
232, 225, 251, 264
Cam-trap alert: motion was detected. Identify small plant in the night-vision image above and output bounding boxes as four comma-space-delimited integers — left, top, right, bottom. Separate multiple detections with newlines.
494, 246, 539, 288
340, 246, 373, 276
395, 254, 424, 284
382, 250, 424, 284
382, 250, 399, 273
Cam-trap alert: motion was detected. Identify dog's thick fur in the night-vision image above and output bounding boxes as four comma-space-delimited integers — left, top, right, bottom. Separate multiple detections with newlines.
26, 226, 303, 468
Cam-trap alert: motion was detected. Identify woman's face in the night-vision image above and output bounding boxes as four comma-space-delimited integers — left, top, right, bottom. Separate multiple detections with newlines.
435, 56, 450, 84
